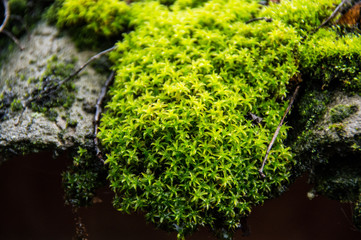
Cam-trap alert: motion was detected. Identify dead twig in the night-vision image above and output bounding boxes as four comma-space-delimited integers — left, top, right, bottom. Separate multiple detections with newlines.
94, 71, 115, 163
314, 0, 348, 33
259, 85, 300, 178
23, 45, 117, 108
0, 0, 9, 33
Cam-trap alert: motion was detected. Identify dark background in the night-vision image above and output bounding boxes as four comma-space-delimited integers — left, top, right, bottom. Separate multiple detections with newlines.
0, 151, 360, 240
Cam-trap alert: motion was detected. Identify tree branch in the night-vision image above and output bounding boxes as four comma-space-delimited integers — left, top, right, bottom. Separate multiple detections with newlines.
259, 85, 300, 178
0, 0, 9, 33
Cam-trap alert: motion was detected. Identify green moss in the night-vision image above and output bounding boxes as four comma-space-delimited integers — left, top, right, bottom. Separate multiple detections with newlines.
328, 123, 345, 133
55, 0, 131, 49
300, 28, 361, 93
62, 147, 107, 206
45, 0, 65, 24
8, 0, 27, 14
0, 140, 57, 161
66, 118, 78, 128
297, 90, 331, 130
10, 99, 23, 112
95, 0, 337, 237
260, 0, 337, 36
29, 55, 77, 121
330, 104, 358, 123
46, 108, 59, 121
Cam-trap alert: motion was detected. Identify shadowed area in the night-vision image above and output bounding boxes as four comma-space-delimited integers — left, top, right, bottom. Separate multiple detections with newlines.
0, 152, 360, 239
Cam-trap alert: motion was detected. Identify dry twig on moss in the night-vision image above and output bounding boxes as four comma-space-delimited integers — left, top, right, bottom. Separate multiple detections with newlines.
259, 85, 300, 178
314, 0, 348, 33
246, 17, 273, 24
94, 71, 115, 163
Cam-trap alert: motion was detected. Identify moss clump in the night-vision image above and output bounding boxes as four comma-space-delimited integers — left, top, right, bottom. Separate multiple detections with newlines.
10, 99, 23, 112
54, 0, 131, 49
57, 0, 131, 36
29, 55, 77, 121
91, 0, 339, 238
63, 147, 107, 206
300, 28, 361, 93
330, 104, 358, 123
295, 90, 331, 131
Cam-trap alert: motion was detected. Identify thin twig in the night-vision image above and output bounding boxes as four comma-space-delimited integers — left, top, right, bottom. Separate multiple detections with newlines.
246, 17, 273, 24
314, 0, 348, 33
94, 71, 115, 163
23, 45, 117, 107
2, 29, 24, 50
259, 85, 300, 178
0, 0, 9, 33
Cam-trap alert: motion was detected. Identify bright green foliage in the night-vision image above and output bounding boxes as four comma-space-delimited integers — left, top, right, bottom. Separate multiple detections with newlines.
260, 0, 338, 36
55, 0, 130, 49
300, 29, 361, 93
57, 0, 131, 36
172, 0, 209, 9
98, 0, 310, 238
55, 0, 361, 238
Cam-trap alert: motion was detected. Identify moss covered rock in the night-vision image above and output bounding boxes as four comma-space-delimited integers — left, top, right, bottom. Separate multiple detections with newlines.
293, 91, 361, 211
0, 22, 108, 161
